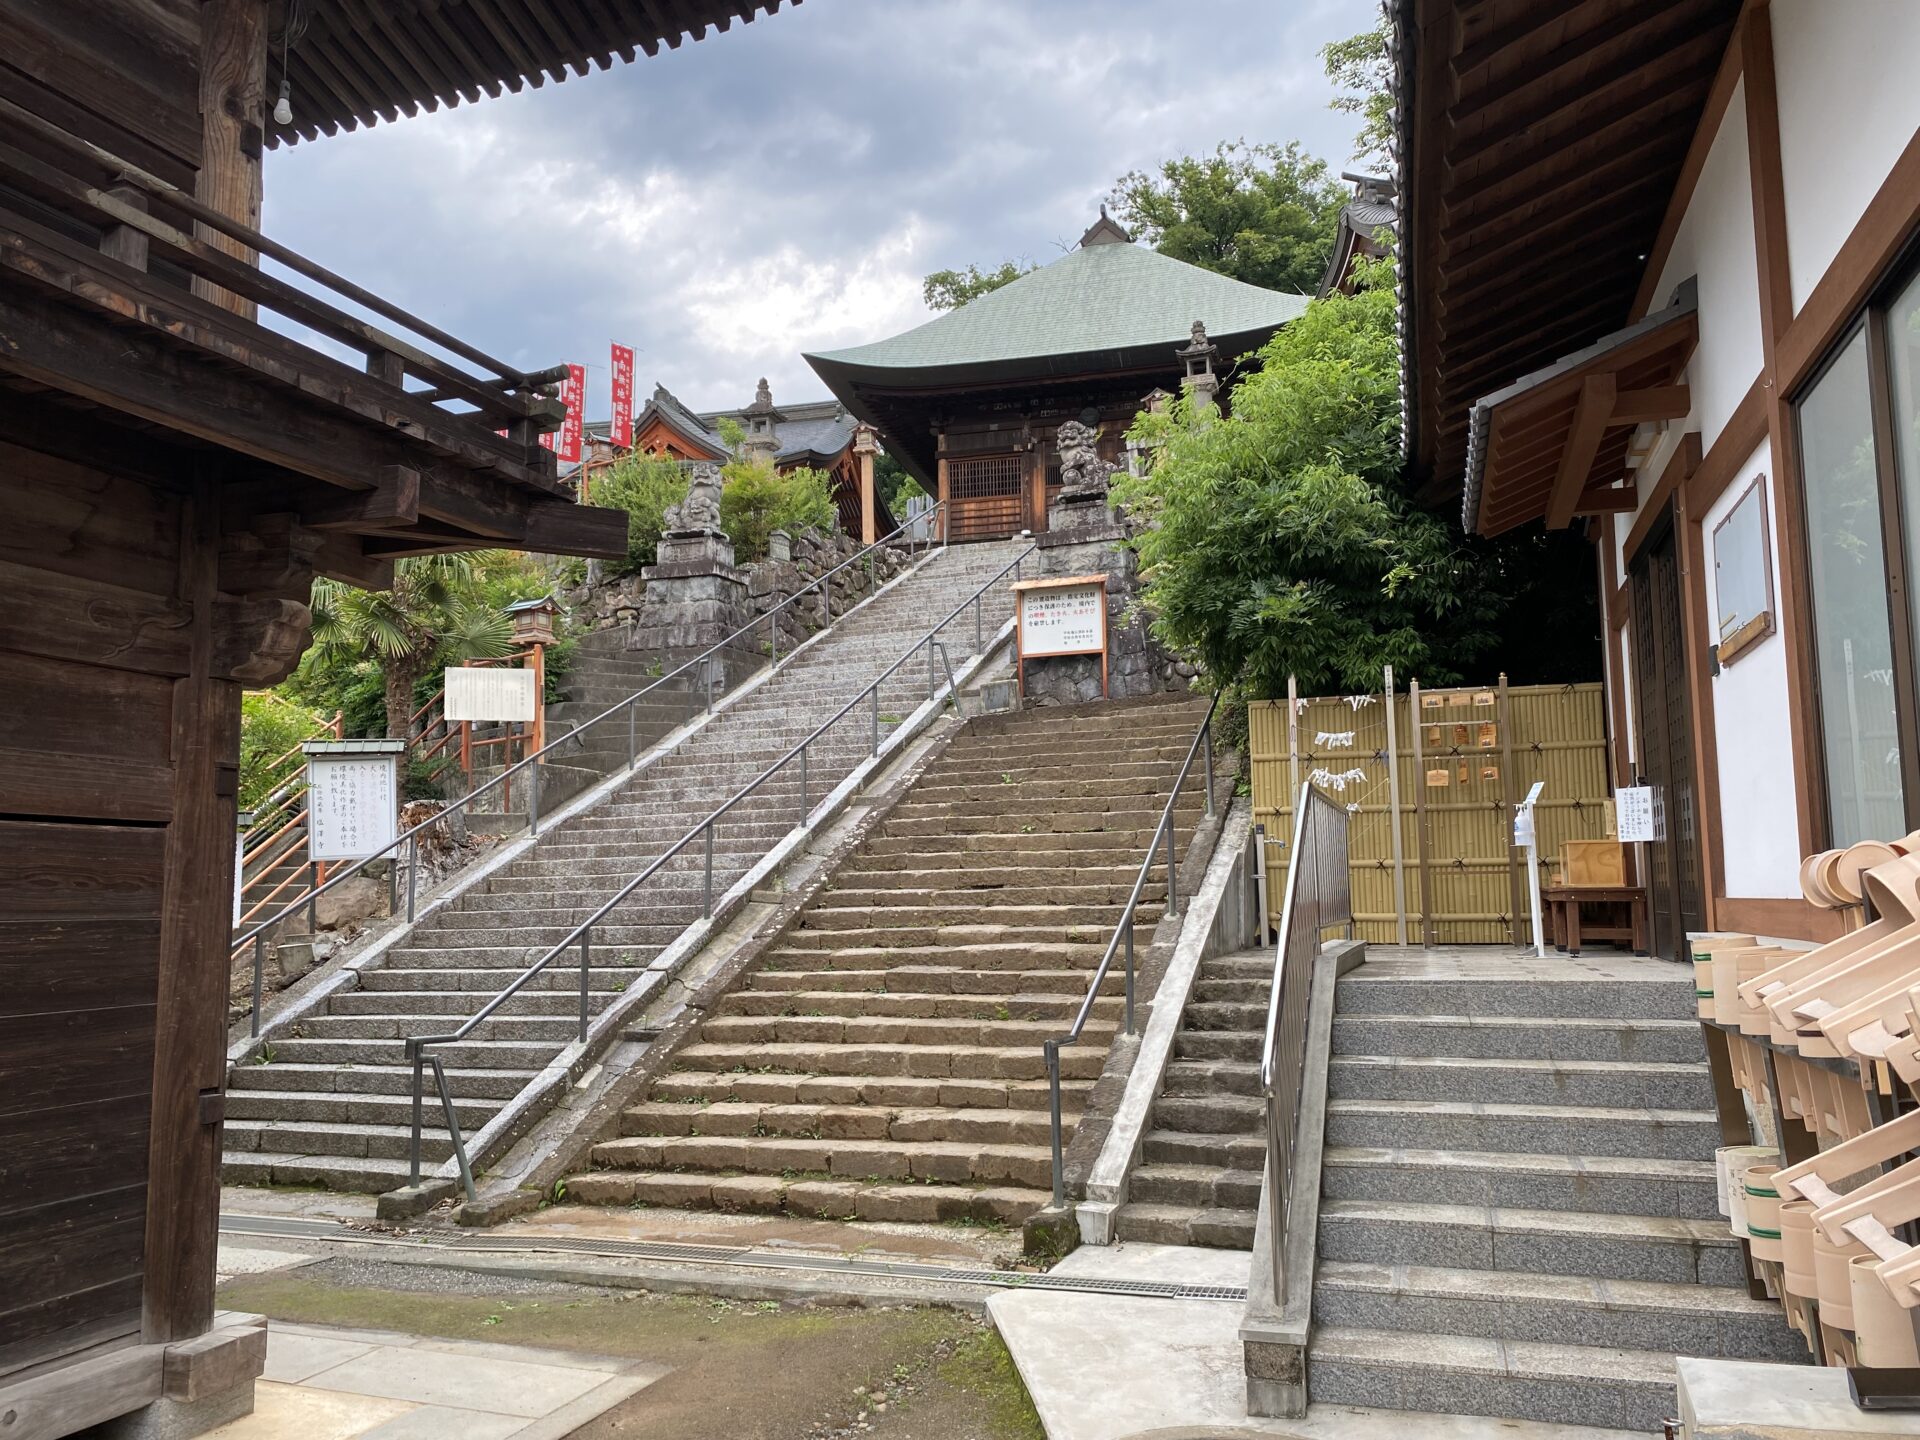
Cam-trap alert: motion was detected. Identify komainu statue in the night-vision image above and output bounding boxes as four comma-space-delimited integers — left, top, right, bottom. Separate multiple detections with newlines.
664, 461, 725, 534
1055, 420, 1116, 502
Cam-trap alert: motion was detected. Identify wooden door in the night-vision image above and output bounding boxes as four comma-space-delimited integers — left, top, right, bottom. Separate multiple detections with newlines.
1630, 520, 1707, 959
947, 454, 1025, 542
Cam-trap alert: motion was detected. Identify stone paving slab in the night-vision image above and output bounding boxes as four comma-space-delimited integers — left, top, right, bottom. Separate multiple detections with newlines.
990, 1240, 1641, 1440
200, 1321, 663, 1440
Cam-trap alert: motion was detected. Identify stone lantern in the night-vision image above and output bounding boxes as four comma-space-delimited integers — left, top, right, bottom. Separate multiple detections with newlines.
741, 377, 784, 470
1177, 320, 1220, 412
505, 595, 561, 648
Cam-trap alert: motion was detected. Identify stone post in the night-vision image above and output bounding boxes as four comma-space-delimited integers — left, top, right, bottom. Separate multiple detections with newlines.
629, 462, 751, 669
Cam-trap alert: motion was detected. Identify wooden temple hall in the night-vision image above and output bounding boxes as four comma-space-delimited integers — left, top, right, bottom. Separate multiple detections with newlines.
0, 3, 791, 1435
807, 212, 1310, 543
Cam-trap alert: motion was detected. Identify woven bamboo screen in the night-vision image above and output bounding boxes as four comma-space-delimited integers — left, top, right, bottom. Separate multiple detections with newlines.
1249, 681, 1612, 945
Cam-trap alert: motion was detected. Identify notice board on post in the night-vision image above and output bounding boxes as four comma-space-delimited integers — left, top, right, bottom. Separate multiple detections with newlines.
445, 665, 538, 723
1012, 573, 1109, 697
304, 740, 404, 862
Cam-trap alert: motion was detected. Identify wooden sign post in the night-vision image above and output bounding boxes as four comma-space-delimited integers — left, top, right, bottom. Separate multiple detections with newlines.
1011, 573, 1109, 698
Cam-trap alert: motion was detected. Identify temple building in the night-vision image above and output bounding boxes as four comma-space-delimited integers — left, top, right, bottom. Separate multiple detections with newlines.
577, 379, 885, 538
806, 211, 1310, 543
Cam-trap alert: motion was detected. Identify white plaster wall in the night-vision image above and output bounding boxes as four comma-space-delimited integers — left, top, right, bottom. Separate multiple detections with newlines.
1775, 0, 1920, 313
1650, 81, 1763, 445
1705, 441, 1801, 898
1618, 623, 1637, 770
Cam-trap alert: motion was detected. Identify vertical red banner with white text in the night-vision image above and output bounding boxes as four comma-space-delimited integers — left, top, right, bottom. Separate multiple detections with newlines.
559, 363, 585, 463
611, 344, 634, 450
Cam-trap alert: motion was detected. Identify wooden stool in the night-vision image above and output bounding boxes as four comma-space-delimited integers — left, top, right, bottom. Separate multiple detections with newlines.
1543, 884, 1649, 956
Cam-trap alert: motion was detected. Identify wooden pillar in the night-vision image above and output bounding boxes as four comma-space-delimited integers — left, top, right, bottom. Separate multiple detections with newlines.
143, 475, 240, 1343
935, 428, 951, 542
853, 425, 880, 545
195, 0, 269, 318
1029, 445, 1048, 534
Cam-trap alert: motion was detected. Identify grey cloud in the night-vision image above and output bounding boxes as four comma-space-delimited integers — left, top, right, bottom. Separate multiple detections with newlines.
264, 0, 1374, 418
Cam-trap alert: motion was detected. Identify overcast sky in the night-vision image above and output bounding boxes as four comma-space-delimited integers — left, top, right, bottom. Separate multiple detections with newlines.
264, 0, 1375, 420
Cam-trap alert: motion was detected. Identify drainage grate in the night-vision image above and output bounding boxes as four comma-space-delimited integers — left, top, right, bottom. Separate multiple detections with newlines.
219, 1213, 1248, 1302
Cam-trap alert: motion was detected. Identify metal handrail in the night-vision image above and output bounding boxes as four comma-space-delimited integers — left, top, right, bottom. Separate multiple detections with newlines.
405, 542, 1034, 1198
1041, 693, 1219, 1207
1256, 782, 1351, 1300
237, 501, 949, 1034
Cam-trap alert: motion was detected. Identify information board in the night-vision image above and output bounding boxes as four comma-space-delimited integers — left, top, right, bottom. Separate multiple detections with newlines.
1015, 578, 1106, 658
1615, 785, 1656, 843
445, 666, 538, 723
307, 750, 400, 861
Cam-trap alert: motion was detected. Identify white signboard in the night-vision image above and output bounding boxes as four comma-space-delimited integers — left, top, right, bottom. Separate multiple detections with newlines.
1018, 581, 1106, 658
444, 666, 538, 723
306, 751, 400, 861
1615, 785, 1656, 843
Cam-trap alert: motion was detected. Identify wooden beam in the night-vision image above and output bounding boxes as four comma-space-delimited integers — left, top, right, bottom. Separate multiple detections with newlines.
300, 467, 421, 531
1574, 483, 1639, 514
1611, 385, 1691, 425
1742, 7, 1794, 345
1548, 375, 1615, 531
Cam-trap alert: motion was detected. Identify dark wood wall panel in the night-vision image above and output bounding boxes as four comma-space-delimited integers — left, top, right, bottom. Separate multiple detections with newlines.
0, 654, 174, 821
0, 1188, 148, 1371
2, 442, 185, 598
0, 0, 201, 176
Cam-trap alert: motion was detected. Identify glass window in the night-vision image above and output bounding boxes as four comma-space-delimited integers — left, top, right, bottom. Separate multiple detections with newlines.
1802, 330, 1905, 844
1890, 270, 1920, 641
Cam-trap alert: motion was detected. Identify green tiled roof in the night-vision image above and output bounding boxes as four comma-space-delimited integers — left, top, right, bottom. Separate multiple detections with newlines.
807, 242, 1309, 375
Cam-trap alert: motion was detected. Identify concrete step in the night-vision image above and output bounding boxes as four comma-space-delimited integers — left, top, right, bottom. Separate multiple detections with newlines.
1316, 1198, 1745, 1286
694, 1013, 1116, 1049
252, 1035, 558, 1070
1173, 1030, 1261, 1063
1313, 1260, 1808, 1361
817, 880, 1166, 907
1320, 1146, 1721, 1218
1127, 1162, 1261, 1211
221, 1150, 415, 1195
1334, 976, 1696, 1021
1111, 1201, 1256, 1249
755, 941, 1114, 971
775, 921, 1124, 953
744, 965, 1123, 997
1328, 1055, 1714, 1111
1179, 1001, 1266, 1032
355, 966, 652, 993
559, 1169, 1045, 1225
647, 1070, 1092, 1113
1332, 1014, 1705, 1064
225, 1118, 455, 1164
382, 945, 667, 971
1161, 1058, 1262, 1098
589, 1133, 1054, 1188
1324, 1099, 1721, 1161
793, 902, 1158, 932
668, 1040, 1103, 1082
224, 1088, 503, 1130
1143, 1129, 1262, 1170
1149, 1093, 1263, 1136
1308, 1326, 1680, 1433
714, 989, 1118, 1022
620, 1100, 1057, 1147
325, 989, 628, 1018
227, 1063, 537, 1100
298, 1013, 582, 1043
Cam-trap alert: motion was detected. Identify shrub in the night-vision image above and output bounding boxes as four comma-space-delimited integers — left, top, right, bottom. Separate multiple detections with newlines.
239, 691, 331, 812
721, 460, 837, 561
595, 454, 690, 578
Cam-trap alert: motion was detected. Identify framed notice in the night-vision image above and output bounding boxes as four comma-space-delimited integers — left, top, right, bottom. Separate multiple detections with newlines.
445, 665, 538, 723
304, 741, 404, 862
1012, 574, 1109, 697
1711, 477, 1775, 665
1615, 784, 1656, 843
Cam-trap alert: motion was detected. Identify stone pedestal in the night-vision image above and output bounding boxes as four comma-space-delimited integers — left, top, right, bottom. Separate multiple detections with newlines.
1029, 503, 1191, 706
629, 528, 750, 657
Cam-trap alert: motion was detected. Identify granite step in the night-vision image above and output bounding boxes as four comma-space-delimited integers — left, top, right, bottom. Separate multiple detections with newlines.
1324, 1099, 1721, 1161
1319, 1145, 1721, 1218
1332, 1014, 1705, 1064
1334, 976, 1696, 1021
1328, 1055, 1715, 1110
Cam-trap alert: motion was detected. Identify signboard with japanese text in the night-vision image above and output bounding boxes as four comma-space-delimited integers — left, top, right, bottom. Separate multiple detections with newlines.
1014, 576, 1107, 658
1615, 785, 1656, 843
611, 344, 634, 450
305, 745, 401, 862
444, 666, 538, 724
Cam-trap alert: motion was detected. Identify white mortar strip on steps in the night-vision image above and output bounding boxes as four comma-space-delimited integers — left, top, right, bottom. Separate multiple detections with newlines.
226, 540, 977, 1068
1078, 801, 1255, 1246
414, 618, 1021, 1191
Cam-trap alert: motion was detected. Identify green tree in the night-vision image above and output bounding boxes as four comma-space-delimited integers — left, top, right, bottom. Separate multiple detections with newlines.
1117, 259, 1503, 696
873, 451, 924, 515
1322, 26, 1393, 168
1108, 140, 1344, 295
921, 260, 1035, 312
720, 459, 838, 561
595, 453, 690, 578
308, 555, 516, 747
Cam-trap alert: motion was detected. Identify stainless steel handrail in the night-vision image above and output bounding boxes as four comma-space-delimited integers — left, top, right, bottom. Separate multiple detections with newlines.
1041, 693, 1219, 1207
235, 502, 948, 1035
405, 542, 1035, 1197
1256, 781, 1351, 1299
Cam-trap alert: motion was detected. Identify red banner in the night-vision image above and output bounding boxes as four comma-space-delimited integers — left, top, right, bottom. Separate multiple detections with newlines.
540, 364, 586, 462
611, 343, 634, 450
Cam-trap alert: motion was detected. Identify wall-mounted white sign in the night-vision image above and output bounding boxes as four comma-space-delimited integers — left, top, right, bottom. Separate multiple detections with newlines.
1015, 577, 1107, 658
444, 666, 538, 723
1615, 784, 1656, 843
304, 741, 403, 861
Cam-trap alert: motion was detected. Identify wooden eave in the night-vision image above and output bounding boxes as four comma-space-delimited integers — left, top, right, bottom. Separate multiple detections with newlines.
1393, 0, 1741, 506
267, 1, 800, 146
1463, 290, 1697, 538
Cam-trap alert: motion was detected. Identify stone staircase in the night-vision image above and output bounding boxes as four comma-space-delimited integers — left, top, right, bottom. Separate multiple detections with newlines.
222, 539, 1030, 1193
560, 694, 1215, 1227
1112, 948, 1271, 1247
1304, 950, 1803, 1432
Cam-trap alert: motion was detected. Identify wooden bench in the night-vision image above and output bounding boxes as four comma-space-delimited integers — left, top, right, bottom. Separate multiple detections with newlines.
1544, 884, 1649, 956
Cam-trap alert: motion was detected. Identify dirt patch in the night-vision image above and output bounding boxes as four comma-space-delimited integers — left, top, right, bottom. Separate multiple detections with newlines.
218, 1259, 1043, 1440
